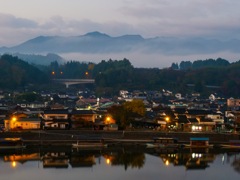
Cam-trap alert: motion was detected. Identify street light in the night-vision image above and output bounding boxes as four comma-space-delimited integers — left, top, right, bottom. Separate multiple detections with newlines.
165, 116, 170, 131
11, 116, 17, 130
165, 117, 170, 122
106, 117, 111, 124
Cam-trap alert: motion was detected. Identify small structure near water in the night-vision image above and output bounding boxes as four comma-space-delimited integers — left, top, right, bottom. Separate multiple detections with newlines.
188, 137, 212, 148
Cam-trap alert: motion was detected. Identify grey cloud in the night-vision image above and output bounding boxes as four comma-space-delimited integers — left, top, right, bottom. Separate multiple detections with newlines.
118, 0, 240, 39
38, 17, 137, 38
0, 13, 37, 28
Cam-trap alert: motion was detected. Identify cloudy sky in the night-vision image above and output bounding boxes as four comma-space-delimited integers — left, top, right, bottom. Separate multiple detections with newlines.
1, 0, 240, 67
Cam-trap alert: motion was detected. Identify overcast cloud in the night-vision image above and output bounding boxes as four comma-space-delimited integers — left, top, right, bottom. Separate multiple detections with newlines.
0, 0, 240, 67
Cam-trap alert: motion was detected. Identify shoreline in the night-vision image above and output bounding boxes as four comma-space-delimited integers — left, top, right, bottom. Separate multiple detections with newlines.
1, 130, 239, 147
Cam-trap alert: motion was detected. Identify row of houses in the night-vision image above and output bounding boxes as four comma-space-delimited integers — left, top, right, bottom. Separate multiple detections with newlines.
152, 107, 225, 132
0, 89, 240, 132
3, 108, 104, 131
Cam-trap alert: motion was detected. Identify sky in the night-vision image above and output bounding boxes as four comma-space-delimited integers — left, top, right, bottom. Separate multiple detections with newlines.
1, 0, 240, 67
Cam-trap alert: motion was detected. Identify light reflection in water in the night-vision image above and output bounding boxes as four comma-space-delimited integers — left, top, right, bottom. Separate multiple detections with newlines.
106, 158, 111, 165
0, 147, 239, 180
11, 161, 16, 168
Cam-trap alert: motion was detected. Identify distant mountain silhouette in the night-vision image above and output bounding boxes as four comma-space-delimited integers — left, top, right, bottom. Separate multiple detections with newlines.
12, 53, 65, 65
1, 31, 240, 55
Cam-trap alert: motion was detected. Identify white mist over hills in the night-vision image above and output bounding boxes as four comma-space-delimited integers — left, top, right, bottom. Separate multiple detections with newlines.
1, 31, 240, 68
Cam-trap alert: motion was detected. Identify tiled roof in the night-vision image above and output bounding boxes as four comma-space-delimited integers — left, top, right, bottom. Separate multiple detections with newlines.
200, 118, 214, 122
18, 117, 41, 122
44, 109, 69, 114
188, 118, 198, 123
176, 115, 189, 123
186, 109, 212, 115
71, 109, 96, 115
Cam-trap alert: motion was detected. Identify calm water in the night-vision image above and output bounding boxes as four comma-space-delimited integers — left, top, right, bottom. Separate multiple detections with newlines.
0, 147, 239, 180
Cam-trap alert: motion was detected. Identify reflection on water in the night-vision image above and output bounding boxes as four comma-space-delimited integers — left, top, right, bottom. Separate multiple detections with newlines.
0, 146, 239, 179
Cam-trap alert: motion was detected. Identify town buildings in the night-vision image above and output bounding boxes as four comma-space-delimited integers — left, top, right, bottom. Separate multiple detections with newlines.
0, 89, 239, 133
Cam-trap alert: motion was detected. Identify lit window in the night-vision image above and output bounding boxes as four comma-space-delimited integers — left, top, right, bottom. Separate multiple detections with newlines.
192, 126, 196, 131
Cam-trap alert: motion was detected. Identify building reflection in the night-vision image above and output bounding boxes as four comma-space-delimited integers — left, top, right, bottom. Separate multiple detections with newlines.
70, 149, 100, 168
42, 152, 69, 168
0, 146, 239, 173
149, 148, 222, 170
102, 149, 145, 170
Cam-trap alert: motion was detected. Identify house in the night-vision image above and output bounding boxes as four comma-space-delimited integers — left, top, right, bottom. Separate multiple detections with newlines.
41, 109, 70, 130
227, 98, 240, 110
17, 101, 46, 109
76, 97, 112, 110
155, 116, 168, 130
188, 118, 200, 132
185, 109, 212, 119
4, 117, 41, 131
206, 111, 224, 131
198, 117, 215, 132
175, 115, 190, 131
225, 110, 240, 131
71, 109, 97, 129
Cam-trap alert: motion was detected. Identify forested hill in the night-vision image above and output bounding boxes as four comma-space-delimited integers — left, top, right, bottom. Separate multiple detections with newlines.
171, 58, 234, 70
0, 54, 49, 88
0, 54, 240, 98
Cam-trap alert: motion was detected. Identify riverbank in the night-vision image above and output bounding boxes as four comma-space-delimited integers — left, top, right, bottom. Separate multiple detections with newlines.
0, 130, 239, 147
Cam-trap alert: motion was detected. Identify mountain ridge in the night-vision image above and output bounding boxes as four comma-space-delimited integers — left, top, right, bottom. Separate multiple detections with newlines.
1, 31, 240, 58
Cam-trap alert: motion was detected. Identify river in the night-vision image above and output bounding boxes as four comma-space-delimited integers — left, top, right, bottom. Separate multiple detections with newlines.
0, 146, 239, 180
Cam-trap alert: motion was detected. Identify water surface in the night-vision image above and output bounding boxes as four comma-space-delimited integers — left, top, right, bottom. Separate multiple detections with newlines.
0, 147, 239, 180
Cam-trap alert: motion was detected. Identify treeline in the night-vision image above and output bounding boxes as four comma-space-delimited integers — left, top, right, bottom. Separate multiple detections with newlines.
171, 58, 238, 70
0, 54, 49, 88
40, 57, 240, 97
1, 54, 240, 98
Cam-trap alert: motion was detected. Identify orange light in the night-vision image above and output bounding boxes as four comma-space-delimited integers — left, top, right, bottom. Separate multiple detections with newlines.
12, 117, 17, 122
165, 117, 170, 122
106, 117, 111, 124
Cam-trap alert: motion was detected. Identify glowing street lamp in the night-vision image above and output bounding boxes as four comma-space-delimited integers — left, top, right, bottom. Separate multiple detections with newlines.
106, 116, 111, 124
165, 117, 170, 122
11, 116, 17, 129
12, 117, 17, 122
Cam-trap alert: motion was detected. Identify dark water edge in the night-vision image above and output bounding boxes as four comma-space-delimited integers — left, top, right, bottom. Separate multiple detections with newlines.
1, 130, 239, 146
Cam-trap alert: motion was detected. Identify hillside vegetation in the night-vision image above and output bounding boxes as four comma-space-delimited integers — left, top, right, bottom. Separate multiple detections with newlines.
0, 54, 49, 89
0, 54, 240, 98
